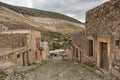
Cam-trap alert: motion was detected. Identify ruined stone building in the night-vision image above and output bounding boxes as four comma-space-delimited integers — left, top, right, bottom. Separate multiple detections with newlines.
72, 31, 86, 63
72, 0, 120, 78
0, 23, 42, 69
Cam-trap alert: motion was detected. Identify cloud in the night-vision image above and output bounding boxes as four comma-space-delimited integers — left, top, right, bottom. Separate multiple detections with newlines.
32, 0, 109, 22
0, 0, 109, 22
0, 0, 33, 7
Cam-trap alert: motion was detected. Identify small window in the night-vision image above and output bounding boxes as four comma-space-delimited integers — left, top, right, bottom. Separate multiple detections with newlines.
2, 28, 5, 31
29, 49, 31, 52
17, 54, 20, 58
88, 40, 93, 57
115, 40, 119, 46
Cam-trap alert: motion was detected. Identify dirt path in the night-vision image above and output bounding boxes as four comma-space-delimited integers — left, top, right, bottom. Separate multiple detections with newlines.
11, 58, 113, 80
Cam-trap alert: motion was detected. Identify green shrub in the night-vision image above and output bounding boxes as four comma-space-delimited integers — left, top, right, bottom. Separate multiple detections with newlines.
52, 43, 63, 50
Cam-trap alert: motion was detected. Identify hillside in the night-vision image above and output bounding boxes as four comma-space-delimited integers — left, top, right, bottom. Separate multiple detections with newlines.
0, 1, 85, 49
0, 2, 85, 34
0, 2, 82, 24
0, 6, 47, 31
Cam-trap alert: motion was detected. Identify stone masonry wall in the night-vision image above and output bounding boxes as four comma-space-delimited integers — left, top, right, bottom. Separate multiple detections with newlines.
86, 0, 120, 76
86, 0, 120, 59
28, 30, 41, 64
86, 0, 120, 38
0, 34, 27, 48
72, 31, 87, 63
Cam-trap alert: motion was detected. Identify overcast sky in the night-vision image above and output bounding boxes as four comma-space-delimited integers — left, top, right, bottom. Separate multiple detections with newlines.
0, 0, 109, 22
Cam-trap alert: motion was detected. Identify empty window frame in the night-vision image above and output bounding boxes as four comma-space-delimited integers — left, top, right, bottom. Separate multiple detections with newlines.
88, 40, 93, 57
115, 40, 119, 46
17, 54, 20, 58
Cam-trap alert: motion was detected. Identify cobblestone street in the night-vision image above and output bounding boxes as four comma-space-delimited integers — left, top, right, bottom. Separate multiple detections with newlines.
11, 57, 115, 80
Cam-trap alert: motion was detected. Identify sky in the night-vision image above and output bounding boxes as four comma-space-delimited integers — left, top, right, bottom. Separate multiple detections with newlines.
0, 0, 109, 22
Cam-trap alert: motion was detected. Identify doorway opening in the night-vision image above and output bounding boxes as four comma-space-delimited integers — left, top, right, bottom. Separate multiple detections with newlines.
100, 42, 109, 70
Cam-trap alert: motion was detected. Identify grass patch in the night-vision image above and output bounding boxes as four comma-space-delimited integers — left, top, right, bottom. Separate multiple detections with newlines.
0, 72, 7, 80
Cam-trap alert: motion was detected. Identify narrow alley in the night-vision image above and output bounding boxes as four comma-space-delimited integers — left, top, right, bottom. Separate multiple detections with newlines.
11, 57, 115, 80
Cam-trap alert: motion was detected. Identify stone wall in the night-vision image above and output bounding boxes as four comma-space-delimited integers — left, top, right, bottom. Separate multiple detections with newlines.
0, 30, 42, 65
28, 30, 41, 64
86, 0, 120, 37
86, 0, 120, 60
86, 0, 120, 77
0, 34, 27, 48
0, 47, 29, 67
72, 31, 87, 63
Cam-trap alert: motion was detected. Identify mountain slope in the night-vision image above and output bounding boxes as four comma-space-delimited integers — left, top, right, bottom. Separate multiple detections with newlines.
0, 2, 84, 34
0, 6, 47, 31
0, 2, 82, 24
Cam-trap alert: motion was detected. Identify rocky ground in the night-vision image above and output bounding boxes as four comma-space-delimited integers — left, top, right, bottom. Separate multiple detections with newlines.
11, 57, 117, 80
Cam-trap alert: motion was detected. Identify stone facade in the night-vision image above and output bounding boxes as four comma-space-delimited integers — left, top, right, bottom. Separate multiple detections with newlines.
28, 30, 41, 64
86, 0, 120, 78
72, 31, 86, 63
72, 0, 120, 78
0, 34, 27, 48
0, 47, 29, 67
0, 25, 42, 68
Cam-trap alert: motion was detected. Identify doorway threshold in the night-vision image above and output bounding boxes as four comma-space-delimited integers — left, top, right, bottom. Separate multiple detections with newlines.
99, 68, 109, 75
